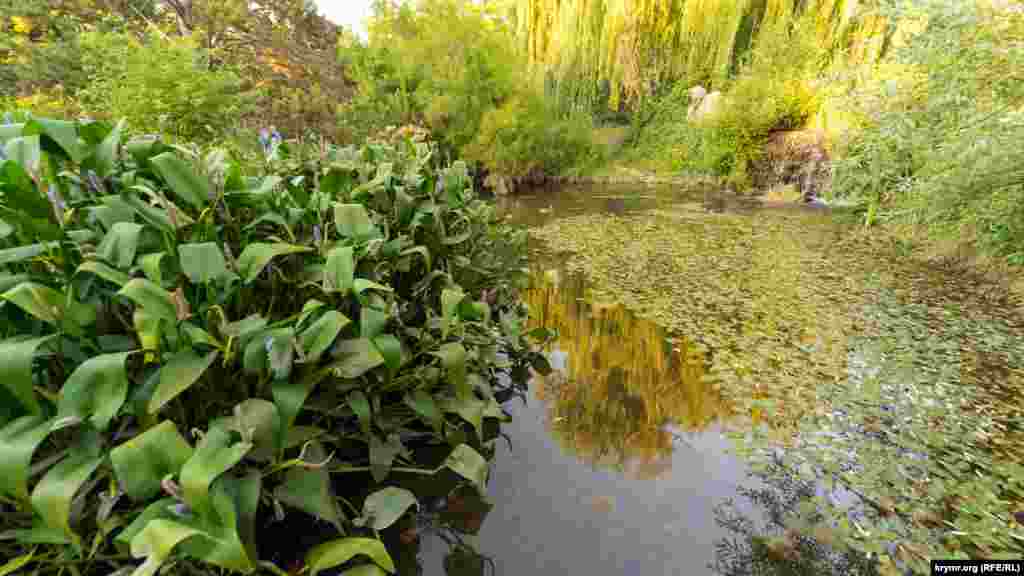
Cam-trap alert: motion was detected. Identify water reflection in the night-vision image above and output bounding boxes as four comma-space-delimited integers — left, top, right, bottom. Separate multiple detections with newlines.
524, 267, 733, 477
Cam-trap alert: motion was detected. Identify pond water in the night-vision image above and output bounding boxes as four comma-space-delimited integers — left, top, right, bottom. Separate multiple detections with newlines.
395, 183, 1024, 575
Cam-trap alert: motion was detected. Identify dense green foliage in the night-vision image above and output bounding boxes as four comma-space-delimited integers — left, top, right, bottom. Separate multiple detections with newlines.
0, 114, 551, 574
338, 0, 600, 183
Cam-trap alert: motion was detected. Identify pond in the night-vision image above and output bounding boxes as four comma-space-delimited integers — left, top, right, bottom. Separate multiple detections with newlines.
391, 182, 1024, 575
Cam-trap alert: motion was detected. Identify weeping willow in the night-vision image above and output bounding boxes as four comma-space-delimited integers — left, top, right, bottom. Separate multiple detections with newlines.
513, 0, 890, 111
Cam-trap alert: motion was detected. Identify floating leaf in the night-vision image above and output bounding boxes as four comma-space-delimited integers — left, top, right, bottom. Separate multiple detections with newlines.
2, 282, 65, 325
128, 519, 203, 576
97, 222, 144, 269
331, 338, 385, 379
77, 260, 131, 287
118, 279, 177, 324
334, 203, 381, 241
31, 452, 103, 544
94, 118, 124, 178
299, 310, 351, 363
404, 390, 443, 434
444, 444, 488, 493
0, 336, 55, 415
433, 343, 468, 399
372, 335, 402, 377
179, 426, 251, 518
0, 416, 54, 500
324, 246, 355, 293
110, 420, 194, 501
273, 441, 342, 528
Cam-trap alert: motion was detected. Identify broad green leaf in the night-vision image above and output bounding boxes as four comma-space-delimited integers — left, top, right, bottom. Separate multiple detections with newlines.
182, 322, 220, 348
369, 434, 403, 483
121, 191, 191, 233
268, 329, 296, 380
348, 390, 371, 435
223, 314, 267, 339
358, 487, 418, 531
175, 476, 255, 572
272, 378, 317, 453
97, 222, 144, 269
433, 343, 469, 399
179, 426, 251, 518
133, 308, 162, 362
24, 118, 82, 162
353, 278, 394, 295
444, 444, 488, 494
324, 246, 354, 293
439, 396, 486, 441
343, 566, 388, 576
224, 399, 279, 462
148, 350, 219, 414
236, 242, 311, 283
137, 252, 168, 286
110, 420, 194, 501
441, 288, 465, 337
56, 352, 132, 431
244, 212, 294, 242
372, 335, 402, 377
404, 390, 442, 434
118, 279, 177, 324
30, 452, 103, 543
272, 441, 342, 528
0, 336, 54, 414
178, 243, 230, 284
0, 551, 35, 576
0, 242, 52, 266
2, 282, 64, 325
299, 310, 351, 363
149, 151, 210, 210
297, 299, 326, 328
5, 135, 40, 173
77, 260, 131, 286
360, 306, 388, 339
236, 471, 262, 564
334, 203, 380, 241
128, 519, 203, 576
0, 416, 54, 500
330, 338, 385, 379
95, 118, 124, 178
307, 537, 395, 576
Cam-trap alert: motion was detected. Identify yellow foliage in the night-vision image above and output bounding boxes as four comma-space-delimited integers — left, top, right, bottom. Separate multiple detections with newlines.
11, 16, 32, 35
11, 89, 79, 118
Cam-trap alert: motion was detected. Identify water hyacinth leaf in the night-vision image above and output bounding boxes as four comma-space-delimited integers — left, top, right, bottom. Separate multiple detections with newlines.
443, 444, 488, 494
299, 310, 351, 363
433, 343, 469, 399
306, 537, 395, 576
272, 378, 318, 452
348, 390, 371, 435
405, 390, 443, 434
128, 519, 203, 576
235, 471, 262, 564
30, 452, 103, 543
439, 396, 486, 441
226, 399, 279, 462
243, 336, 268, 376
0, 551, 35, 576
0, 416, 54, 500
179, 426, 251, 518
369, 434, 404, 483
0, 336, 55, 415
0, 243, 52, 266
182, 322, 220, 348
441, 288, 465, 336
342, 566, 388, 576
97, 222, 144, 270
358, 487, 418, 531
4, 135, 40, 173
324, 246, 355, 293
236, 243, 311, 283
133, 308, 162, 363
178, 243, 230, 284
268, 330, 296, 380
110, 421, 193, 502
360, 306, 388, 340
95, 118, 124, 178
353, 278, 394, 295
273, 441, 342, 528
24, 118, 82, 162
2, 282, 65, 325
174, 477, 256, 572
56, 352, 132, 432
77, 260, 132, 287
334, 203, 380, 241
148, 350, 219, 414
372, 335, 402, 377
223, 314, 268, 339
137, 252, 168, 286
331, 338, 385, 379
119, 279, 177, 324
149, 151, 210, 210
297, 299, 326, 328
399, 246, 431, 272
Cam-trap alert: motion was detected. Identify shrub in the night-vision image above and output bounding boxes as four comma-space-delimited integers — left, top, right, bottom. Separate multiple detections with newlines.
0, 115, 552, 574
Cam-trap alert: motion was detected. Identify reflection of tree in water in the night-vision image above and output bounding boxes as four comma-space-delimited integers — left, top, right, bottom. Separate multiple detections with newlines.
710, 454, 880, 576
525, 269, 732, 475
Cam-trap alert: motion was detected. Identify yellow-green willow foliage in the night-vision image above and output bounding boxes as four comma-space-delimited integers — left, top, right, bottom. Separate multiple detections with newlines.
525, 270, 733, 475
513, 0, 889, 110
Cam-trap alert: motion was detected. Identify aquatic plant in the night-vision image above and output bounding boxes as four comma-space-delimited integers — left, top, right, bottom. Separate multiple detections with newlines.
0, 115, 552, 574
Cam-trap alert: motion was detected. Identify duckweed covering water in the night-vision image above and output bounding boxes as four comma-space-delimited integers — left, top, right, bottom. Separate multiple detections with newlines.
528, 202, 1024, 572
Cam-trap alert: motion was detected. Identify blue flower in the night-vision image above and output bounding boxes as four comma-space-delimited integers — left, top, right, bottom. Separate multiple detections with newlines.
259, 128, 270, 150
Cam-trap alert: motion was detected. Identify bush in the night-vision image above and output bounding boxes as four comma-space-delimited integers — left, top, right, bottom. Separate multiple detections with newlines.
831, 0, 1024, 260
0, 115, 552, 574
464, 94, 600, 181
75, 32, 249, 141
